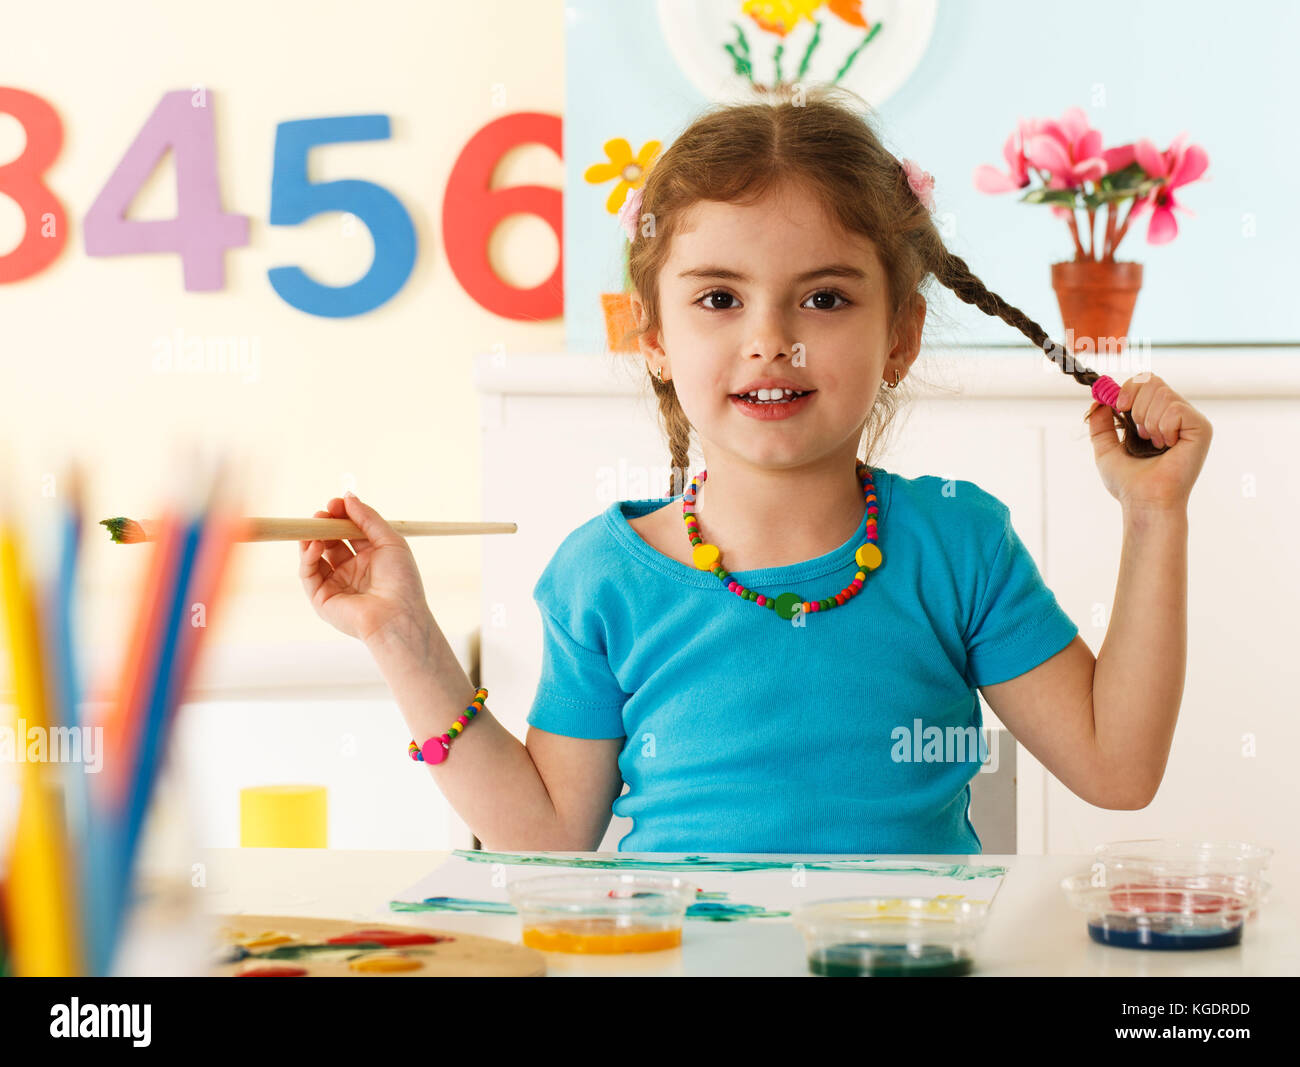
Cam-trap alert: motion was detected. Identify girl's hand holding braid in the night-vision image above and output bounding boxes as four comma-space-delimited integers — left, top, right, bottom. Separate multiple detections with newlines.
1086, 374, 1213, 513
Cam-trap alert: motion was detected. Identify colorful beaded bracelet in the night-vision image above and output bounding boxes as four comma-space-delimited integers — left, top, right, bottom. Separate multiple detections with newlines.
408, 687, 487, 765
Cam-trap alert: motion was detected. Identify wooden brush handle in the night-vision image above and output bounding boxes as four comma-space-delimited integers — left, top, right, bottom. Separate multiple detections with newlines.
250, 518, 516, 541
127, 517, 517, 542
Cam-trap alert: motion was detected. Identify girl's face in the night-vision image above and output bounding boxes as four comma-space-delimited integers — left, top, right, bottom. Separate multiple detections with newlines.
636, 179, 923, 472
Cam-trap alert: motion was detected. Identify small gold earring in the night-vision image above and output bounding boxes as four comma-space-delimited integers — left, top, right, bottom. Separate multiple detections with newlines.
885, 369, 900, 388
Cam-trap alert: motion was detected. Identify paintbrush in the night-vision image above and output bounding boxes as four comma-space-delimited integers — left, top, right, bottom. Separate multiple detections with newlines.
99, 516, 517, 543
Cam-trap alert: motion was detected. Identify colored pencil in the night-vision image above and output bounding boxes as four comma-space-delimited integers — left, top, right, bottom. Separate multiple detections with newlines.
160, 466, 243, 732
0, 881, 8, 975
2, 454, 248, 975
39, 463, 89, 975
99, 516, 516, 543
99, 460, 239, 975
101, 511, 204, 973
96, 512, 183, 813
36, 465, 91, 966
87, 506, 183, 975
0, 498, 78, 975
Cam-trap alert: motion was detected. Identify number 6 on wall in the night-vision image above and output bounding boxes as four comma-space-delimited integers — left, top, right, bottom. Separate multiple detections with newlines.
268, 115, 417, 318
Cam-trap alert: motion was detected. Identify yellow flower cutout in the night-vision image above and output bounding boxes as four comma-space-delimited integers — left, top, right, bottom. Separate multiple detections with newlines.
585, 137, 662, 214
743, 0, 868, 37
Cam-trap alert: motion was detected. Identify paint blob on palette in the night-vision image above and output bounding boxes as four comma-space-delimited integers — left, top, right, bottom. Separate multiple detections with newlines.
211, 915, 546, 977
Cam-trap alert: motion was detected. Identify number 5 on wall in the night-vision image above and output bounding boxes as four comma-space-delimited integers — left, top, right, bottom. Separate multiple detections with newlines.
268, 115, 417, 318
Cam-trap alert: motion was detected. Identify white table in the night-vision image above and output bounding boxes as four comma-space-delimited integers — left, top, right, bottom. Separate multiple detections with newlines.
189, 848, 1299, 977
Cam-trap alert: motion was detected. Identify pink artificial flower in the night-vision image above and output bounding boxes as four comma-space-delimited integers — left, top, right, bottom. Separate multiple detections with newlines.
901, 158, 936, 211
973, 118, 1042, 194
618, 184, 646, 242
1126, 132, 1209, 245
1101, 142, 1137, 172
1023, 106, 1109, 189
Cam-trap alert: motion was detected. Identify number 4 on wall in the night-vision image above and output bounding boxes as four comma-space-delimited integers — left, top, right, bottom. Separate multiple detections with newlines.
83, 88, 249, 291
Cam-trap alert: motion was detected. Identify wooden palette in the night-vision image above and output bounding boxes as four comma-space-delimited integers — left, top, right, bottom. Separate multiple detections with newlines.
212, 914, 547, 977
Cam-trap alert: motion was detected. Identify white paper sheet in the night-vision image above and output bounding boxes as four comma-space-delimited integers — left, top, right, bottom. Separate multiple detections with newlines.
390, 850, 1008, 922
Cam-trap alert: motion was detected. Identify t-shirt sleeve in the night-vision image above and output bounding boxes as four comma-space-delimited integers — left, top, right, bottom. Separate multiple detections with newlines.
963, 505, 1079, 689
526, 605, 629, 739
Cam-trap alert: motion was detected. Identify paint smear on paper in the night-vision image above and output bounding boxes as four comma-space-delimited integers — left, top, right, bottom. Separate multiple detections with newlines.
391, 893, 790, 921
454, 849, 1006, 880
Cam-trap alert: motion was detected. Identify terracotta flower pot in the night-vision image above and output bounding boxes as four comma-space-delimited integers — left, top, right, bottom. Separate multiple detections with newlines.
601, 292, 640, 352
1050, 260, 1143, 355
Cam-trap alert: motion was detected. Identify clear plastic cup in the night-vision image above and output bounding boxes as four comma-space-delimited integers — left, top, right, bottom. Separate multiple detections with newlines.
792, 896, 990, 977
505, 873, 696, 954
1093, 839, 1272, 880
1061, 870, 1265, 950
1091, 839, 1272, 922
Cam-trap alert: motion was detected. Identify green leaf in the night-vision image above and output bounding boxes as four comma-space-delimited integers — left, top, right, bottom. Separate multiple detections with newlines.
1020, 188, 1079, 208
1093, 174, 1163, 204
1098, 163, 1164, 200
1098, 162, 1146, 192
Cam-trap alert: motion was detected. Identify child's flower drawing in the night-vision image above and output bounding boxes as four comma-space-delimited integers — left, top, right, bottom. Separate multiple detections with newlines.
742, 0, 867, 37
729, 0, 881, 87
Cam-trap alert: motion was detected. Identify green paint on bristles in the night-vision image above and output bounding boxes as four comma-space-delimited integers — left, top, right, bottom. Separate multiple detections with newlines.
99, 517, 129, 543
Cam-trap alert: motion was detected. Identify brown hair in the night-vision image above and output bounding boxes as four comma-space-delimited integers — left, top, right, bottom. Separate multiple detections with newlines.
619, 84, 1158, 497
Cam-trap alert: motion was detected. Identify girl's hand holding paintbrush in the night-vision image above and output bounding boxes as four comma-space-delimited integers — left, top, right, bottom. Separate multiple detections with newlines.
298, 492, 439, 651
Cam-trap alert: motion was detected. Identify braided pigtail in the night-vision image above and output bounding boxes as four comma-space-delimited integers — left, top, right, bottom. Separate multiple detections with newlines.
650, 373, 693, 498
923, 240, 1166, 458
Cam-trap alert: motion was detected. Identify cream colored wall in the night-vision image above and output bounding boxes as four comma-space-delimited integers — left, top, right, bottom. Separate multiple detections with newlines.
0, 0, 563, 684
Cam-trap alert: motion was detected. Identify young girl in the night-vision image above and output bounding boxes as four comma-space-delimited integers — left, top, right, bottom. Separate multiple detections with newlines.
299, 86, 1212, 854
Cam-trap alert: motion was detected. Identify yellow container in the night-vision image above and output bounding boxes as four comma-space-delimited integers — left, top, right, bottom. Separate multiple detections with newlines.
239, 785, 327, 848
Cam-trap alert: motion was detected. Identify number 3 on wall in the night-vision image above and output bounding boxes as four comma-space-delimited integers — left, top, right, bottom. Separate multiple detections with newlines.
0, 87, 69, 283
268, 115, 417, 318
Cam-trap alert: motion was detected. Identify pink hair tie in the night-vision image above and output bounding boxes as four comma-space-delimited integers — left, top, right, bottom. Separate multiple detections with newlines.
1091, 374, 1121, 410
900, 158, 936, 213
619, 185, 646, 242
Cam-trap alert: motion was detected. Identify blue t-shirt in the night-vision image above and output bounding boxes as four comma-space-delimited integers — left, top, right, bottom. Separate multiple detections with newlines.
525, 467, 1078, 854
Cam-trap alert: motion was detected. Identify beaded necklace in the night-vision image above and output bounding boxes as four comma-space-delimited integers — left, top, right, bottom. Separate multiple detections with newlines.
682, 461, 883, 621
